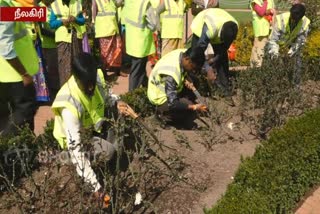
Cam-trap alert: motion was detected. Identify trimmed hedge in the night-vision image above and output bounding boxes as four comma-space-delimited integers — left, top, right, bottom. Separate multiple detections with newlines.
205, 108, 320, 213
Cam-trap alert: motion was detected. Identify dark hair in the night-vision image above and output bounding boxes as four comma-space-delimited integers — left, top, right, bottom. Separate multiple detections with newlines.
221, 21, 238, 44
184, 47, 205, 68
290, 4, 306, 21
72, 53, 97, 86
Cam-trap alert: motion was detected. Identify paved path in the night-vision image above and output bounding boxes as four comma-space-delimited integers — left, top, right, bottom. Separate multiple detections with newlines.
295, 187, 320, 214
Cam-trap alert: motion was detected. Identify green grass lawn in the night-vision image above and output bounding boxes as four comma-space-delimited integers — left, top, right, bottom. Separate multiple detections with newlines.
229, 11, 252, 24
220, 0, 291, 10
220, 0, 250, 9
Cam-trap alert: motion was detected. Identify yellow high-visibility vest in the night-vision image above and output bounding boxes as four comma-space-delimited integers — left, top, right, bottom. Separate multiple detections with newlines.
94, 0, 118, 38
275, 12, 310, 47
124, 0, 155, 57
52, 69, 106, 149
51, 0, 85, 43
39, 2, 57, 48
250, 0, 275, 37
191, 8, 238, 44
148, 49, 186, 105
0, 0, 39, 82
161, 0, 185, 39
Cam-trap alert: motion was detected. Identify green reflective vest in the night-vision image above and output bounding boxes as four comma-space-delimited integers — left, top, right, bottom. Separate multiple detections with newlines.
39, 2, 57, 48
250, 0, 274, 37
52, 69, 106, 149
191, 8, 238, 44
275, 12, 310, 47
161, 0, 185, 39
0, 0, 39, 82
51, 0, 85, 43
124, 0, 155, 57
148, 49, 186, 105
94, 0, 118, 38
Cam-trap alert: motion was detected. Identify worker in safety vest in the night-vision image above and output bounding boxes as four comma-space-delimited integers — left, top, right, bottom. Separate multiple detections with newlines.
147, 48, 207, 129
0, 0, 39, 136
267, 4, 310, 85
49, 0, 85, 86
52, 53, 129, 204
39, 0, 60, 100
190, 8, 238, 106
156, 0, 188, 56
92, 0, 124, 77
124, 0, 159, 91
249, 0, 275, 67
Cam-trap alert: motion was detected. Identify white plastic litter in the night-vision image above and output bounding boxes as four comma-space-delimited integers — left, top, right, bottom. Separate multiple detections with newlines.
134, 192, 142, 205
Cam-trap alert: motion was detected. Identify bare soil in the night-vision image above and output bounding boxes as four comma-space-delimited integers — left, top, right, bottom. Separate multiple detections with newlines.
5, 75, 314, 213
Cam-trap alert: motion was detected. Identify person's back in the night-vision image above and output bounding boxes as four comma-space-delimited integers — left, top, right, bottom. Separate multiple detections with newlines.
0, 0, 39, 136
191, 8, 238, 44
124, 0, 158, 91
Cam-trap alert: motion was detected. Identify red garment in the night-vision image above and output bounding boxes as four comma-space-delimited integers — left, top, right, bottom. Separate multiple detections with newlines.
253, 0, 268, 17
99, 35, 123, 69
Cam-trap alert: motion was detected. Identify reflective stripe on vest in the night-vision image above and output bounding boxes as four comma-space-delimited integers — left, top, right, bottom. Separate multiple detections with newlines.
94, 0, 118, 37
0, 1, 39, 83
191, 8, 238, 44
51, 0, 84, 43
52, 70, 106, 149
161, 0, 185, 39
97, 11, 116, 16
125, 0, 148, 29
54, 94, 84, 113
150, 65, 181, 93
276, 13, 310, 47
250, 0, 274, 37
124, 0, 155, 58
148, 49, 185, 105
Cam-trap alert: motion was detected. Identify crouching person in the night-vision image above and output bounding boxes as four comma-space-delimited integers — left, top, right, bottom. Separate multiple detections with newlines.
147, 48, 207, 129
51, 53, 128, 206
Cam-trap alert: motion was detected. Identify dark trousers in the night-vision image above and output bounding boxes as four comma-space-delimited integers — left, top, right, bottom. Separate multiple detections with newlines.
293, 51, 302, 86
0, 82, 37, 136
157, 87, 197, 128
129, 56, 148, 91
191, 35, 232, 97
211, 44, 232, 97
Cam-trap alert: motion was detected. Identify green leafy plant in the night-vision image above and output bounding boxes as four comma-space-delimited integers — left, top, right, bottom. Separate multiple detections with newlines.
205, 108, 320, 213
120, 87, 155, 117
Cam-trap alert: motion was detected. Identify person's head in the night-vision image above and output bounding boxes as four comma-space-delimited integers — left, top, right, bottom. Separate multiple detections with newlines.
290, 3, 306, 24
182, 47, 205, 73
72, 53, 97, 97
220, 21, 238, 48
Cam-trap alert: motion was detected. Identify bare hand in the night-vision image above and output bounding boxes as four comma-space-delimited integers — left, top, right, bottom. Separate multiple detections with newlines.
68, 16, 76, 23
117, 101, 130, 116
62, 19, 70, 26
22, 74, 34, 86
206, 67, 217, 82
184, 80, 195, 91
192, 104, 208, 112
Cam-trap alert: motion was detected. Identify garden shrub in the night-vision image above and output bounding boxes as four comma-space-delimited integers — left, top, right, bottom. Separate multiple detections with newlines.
0, 127, 38, 190
205, 108, 320, 213
234, 23, 254, 65
120, 87, 155, 117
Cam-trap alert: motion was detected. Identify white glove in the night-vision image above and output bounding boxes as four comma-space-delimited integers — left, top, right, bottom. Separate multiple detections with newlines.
268, 49, 279, 59
287, 49, 295, 58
